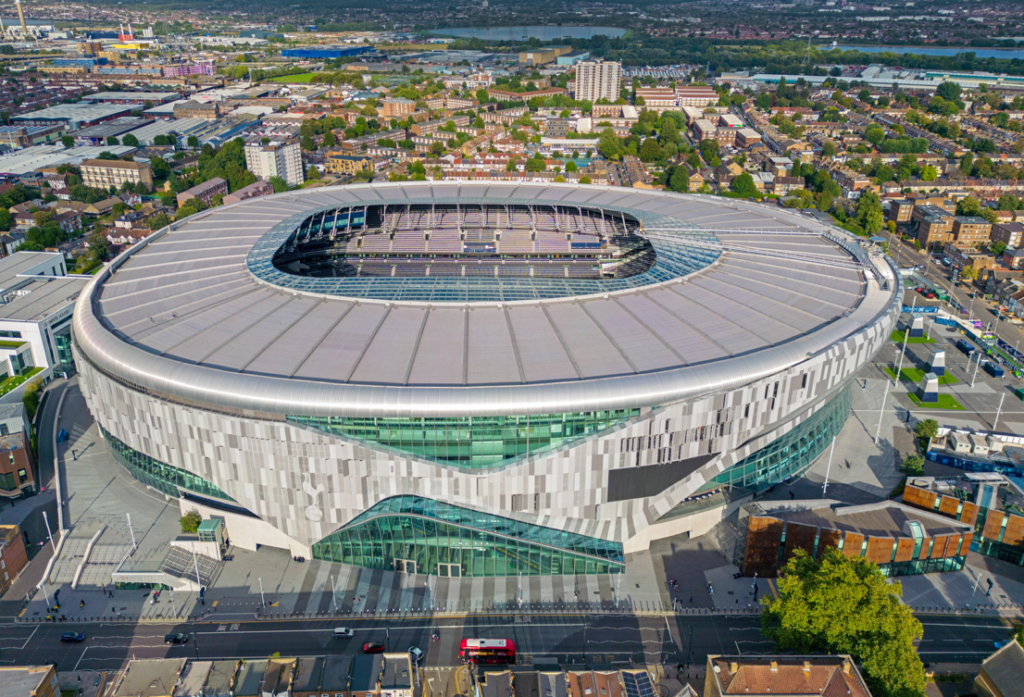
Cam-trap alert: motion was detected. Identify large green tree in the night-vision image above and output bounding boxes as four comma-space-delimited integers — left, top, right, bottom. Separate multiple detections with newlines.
761, 549, 925, 697
856, 190, 885, 234
731, 172, 757, 197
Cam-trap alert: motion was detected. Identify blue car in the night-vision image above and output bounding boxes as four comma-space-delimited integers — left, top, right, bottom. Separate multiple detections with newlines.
61, 632, 85, 643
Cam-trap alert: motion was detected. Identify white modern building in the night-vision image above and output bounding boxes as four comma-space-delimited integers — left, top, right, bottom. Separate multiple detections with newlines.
573, 59, 622, 104
244, 138, 304, 187
0, 252, 88, 383
73, 183, 900, 577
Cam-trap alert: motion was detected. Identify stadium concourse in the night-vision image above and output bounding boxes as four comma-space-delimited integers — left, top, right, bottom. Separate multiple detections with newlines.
71, 182, 901, 579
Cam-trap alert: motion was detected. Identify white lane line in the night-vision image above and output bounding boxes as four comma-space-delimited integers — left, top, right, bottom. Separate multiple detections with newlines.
196, 622, 586, 636
0, 627, 37, 650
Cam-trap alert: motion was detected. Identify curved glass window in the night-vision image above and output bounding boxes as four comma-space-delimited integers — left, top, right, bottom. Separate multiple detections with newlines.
312, 495, 624, 577
289, 409, 641, 469
101, 427, 235, 502
704, 387, 852, 493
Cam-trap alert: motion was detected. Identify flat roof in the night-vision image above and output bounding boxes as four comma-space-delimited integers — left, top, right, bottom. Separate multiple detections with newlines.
0, 143, 135, 174
82, 91, 180, 102
0, 252, 64, 290
12, 103, 131, 124
755, 500, 971, 538
114, 659, 186, 697
0, 276, 89, 323
0, 666, 53, 697
73, 117, 149, 140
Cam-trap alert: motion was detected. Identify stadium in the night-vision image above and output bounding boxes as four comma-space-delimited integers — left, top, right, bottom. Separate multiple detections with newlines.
72, 182, 901, 578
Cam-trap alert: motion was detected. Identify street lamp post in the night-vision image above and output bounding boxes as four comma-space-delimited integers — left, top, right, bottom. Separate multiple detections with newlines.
993, 392, 1006, 431
42, 511, 55, 552
330, 574, 338, 613
874, 379, 890, 446
259, 577, 265, 608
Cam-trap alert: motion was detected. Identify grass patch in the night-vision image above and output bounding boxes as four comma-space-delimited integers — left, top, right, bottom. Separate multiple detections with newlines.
0, 367, 43, 398
907, 393, 965, 410
268, 72, 320, 83
891, 329, 936, 344
884, 367, 958, 385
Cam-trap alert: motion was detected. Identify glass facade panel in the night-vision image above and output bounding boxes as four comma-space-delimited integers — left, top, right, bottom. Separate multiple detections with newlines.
702, 387, 851, 493
311, 495, 624, 577
101, 427, 235, 502
289, 409, 641, 469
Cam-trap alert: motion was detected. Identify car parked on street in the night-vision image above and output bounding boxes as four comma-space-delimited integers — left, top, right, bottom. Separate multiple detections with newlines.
164, 633, 189, 644
61, 632, 85, 643
363, 642, 385, 653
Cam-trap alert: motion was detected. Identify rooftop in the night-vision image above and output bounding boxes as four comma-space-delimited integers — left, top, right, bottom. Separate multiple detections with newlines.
0, 666, 55, 697
113, 659, 187, 697
748, 499, 971, 539
979, 640, 1024, 697
12, 103, 131, 124
707, 655, 871, 697
381, 654, 412, 690
0, 276, 90, 323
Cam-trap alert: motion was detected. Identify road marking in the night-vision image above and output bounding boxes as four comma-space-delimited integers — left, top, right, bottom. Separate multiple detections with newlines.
196, 622, 589, 636
217, 625, 226, 632
920, 623, 1008, 629
0, 627, 37, 650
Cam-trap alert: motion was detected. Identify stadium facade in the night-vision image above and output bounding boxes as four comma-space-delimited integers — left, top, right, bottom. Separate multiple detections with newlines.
72, 182, 900, 578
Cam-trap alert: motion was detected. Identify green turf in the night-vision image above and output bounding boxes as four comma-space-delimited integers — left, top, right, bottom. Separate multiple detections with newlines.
907, 393, 965, 410
0, 367, 42, 397
884, 367, 958, 385
891, 330, 936, 344
268, 72, 320, 83
0, 340, 24, 349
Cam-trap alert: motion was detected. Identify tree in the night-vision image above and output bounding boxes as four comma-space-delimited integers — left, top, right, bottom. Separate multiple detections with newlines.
961, 265, 980, 281
856, 191, 884, 234
921, 165, 938, 181
936, 81, 962, 103
761, 549, 925, 697
564, 160, 578, 173
915, 418, 939, 442
903, 454, 925, 475
960, 152, 974, 176
821, 141, 837, 158
956, 196, 984, 217
269, 176, 289, 193
579, 175, 592, 184
187, 135, 200, 148
864, 125, 886, 148
121, 133, 139, 147
598, 128, 623, 161
731, 173, 757, 198
61, 135, 74, 148
991, 241, 1008, 257
668, 167, 690, 194
179, 509, 202, 533
638, 138, 661, 162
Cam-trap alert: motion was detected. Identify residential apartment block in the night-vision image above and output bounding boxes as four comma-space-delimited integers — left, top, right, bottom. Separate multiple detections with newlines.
573, 60, 622, 104
80, 159, 153, 192
177, 177, 228, 208
244, 139, 304, 187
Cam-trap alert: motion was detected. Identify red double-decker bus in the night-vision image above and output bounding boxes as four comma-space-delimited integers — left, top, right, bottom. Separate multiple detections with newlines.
458, 638, 516, 664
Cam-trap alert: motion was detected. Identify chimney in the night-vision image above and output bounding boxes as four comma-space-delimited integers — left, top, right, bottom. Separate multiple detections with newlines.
769, 662, 778, 672
842, 659, 851, 675
730, 662, 739, 674
803, 661, 812, 675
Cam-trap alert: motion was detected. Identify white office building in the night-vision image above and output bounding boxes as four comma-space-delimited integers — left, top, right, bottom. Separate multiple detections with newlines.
244, 138, 305, 187
0, 252, 89, 385
573, 60, 622, 104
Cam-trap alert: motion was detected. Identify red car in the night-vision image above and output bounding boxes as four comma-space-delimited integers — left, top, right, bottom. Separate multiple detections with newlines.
363, 642, 385, 653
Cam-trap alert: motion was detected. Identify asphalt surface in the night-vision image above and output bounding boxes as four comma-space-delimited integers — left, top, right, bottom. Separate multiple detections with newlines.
0, 613, 1013, 672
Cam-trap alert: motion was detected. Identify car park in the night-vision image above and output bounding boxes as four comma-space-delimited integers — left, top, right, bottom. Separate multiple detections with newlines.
61, 632, 85, 643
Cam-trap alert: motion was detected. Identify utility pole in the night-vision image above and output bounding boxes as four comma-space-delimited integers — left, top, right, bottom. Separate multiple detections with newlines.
42, 511, 55, 552
330, 574, 338, 613
259, 577, 265, 607
971, 352, 982, 388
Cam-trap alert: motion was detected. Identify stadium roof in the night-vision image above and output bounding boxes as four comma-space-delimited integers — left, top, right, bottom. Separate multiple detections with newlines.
74, 183, 899, 418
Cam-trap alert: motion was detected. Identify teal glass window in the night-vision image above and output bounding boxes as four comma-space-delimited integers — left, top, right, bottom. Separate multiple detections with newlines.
312, 495, 624, 577
289, 409, 641, 469
701, 387, 851, 493
101, 427, 234, 502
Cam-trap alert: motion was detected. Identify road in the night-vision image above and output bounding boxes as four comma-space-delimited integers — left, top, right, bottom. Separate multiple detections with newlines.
0, 613, 1012, 671
886, 230, 1024, 349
